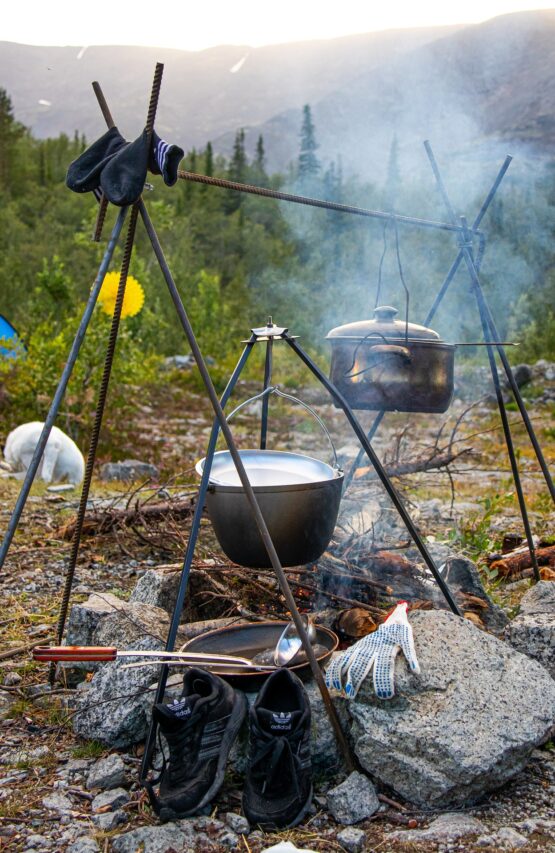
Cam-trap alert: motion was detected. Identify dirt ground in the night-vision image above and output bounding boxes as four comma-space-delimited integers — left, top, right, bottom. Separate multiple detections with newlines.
0, 360, 554, 851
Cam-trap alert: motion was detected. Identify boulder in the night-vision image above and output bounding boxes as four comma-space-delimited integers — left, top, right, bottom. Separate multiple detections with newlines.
66, 593, 125, 646
99, 459, 159, 482
72, 636, 164, 748
349, 610, 555, 808
505, 581, 555, 678
91, 601, 174, 649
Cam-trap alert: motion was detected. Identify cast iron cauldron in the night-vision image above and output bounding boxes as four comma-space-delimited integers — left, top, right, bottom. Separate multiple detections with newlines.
327, 305, 455, 413
196, 449, 343, 568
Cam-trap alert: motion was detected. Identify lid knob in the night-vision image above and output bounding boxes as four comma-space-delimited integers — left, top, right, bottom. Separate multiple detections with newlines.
373, 305, 398, 322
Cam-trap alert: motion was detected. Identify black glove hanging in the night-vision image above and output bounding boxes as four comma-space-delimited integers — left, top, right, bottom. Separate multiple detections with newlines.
100, 129, 150, 206
148, 131, 184, 187
66, 127, 127, 194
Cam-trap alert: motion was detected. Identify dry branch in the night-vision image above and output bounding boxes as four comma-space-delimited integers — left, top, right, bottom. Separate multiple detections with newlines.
56, 497, 195, 540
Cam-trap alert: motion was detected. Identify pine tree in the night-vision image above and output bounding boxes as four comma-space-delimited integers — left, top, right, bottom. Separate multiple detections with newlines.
0, 88, 26, 192
224, 129, 247, 213
205, 142, 213, 177
298, 104, 320, 184
384, 135, 400, 210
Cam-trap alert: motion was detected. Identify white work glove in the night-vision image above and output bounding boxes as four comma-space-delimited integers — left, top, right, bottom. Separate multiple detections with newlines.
325, 601, 420, 699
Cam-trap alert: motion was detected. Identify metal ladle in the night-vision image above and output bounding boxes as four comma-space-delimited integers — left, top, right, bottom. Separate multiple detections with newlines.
274, 615, 317, 666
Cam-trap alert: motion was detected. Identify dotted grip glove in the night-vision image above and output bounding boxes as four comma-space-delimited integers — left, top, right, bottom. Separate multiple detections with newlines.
325, 601, 420, 699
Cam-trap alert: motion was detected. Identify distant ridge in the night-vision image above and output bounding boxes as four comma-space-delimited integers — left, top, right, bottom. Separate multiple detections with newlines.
1, 11, 553, 181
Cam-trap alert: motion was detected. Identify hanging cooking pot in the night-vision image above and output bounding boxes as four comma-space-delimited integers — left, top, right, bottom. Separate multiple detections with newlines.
326, 305, 455, 413
196, 387, 344, 568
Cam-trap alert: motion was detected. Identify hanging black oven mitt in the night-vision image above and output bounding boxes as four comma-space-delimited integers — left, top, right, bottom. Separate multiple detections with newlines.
148, 131, 184, 187
100, 129, 150, 206
66, 126, 127, 194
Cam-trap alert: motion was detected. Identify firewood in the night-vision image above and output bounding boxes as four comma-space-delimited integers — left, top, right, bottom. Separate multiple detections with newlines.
489, 545, 555, 577
335, 608, 377, 639
56, 497, 194, 539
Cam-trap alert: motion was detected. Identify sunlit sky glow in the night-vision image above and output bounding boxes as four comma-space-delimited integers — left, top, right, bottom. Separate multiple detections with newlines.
3, 1, 554, 50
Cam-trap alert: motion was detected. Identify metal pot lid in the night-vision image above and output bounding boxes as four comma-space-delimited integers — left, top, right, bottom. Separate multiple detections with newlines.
326, 305, 441, 341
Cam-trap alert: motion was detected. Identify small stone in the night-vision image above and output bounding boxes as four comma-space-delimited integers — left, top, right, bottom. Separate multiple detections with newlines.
112, 823, 196, 853
91, 787, 129, 812
336, 826, 367, 852
41, 792, 73, 813
225, 812, 250, 834
24, 835, 52, 848
67, 840, 101, 853
92, 809, 128, 831
387, 813, 488, 842
86, 754, 127, 790
493, 827, 529, 848
0, 690, 15, 720
3, 672, 22, 686
326, 771, 379, 825
99, 460, 159, 482
218, 829, 240, 848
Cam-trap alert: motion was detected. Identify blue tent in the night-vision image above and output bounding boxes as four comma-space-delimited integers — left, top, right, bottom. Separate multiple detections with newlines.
0, 314, 21, 359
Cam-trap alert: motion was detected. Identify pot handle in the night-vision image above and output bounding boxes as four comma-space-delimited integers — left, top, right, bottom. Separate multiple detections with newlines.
345, 343, 411, 379
225, 386, 340, 470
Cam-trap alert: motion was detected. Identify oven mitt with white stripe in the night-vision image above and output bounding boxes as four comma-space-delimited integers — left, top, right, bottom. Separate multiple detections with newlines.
324, 601, 420, 699
100, 129, 150, 206
148, 131, 184, 187
66, 126, 127, 194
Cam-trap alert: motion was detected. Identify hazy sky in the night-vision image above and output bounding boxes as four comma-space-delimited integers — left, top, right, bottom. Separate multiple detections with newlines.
3, 0, 554, 50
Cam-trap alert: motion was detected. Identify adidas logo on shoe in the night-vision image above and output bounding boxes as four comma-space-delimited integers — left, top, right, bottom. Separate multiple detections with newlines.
271, 711, 293, 730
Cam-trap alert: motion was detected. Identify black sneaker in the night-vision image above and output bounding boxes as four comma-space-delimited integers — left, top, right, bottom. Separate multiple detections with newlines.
243, 667, 313, 829
150, 667, 247, 822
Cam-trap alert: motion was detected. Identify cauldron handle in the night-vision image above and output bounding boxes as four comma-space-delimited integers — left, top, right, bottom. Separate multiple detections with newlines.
225, 385, 340, 471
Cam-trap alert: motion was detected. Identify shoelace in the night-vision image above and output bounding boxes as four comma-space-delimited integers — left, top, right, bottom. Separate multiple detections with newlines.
250, 727, 302, 798
160, 712, 205, 785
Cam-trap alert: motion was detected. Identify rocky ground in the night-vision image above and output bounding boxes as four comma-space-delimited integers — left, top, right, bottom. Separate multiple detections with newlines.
0, 358, 554, 852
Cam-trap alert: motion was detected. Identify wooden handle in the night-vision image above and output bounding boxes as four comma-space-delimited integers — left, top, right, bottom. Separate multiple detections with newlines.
33, 646, 118, 662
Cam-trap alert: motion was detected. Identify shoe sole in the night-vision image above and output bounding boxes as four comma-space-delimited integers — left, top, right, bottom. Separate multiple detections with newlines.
245, 781, 314, 831
159, 690, 248, 822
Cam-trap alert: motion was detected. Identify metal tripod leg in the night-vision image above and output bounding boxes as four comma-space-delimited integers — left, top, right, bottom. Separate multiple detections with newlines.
140, 338, 256, 782
138, 199, 355, 772
343, 411, 385, 492
0, 207, 128, 573
424, 141, 554, 506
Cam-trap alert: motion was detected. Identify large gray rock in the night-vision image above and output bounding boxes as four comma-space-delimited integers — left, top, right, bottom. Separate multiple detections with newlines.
72, 636, 164, 748
505, 581, 555, 677
92, 601, 173, 649
349, 610, 555, 808
66, 593, 125, 646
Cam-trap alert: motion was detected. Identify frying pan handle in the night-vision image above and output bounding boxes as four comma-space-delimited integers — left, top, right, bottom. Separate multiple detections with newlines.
225, 386, 341, 471
33, 646, 118, 662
